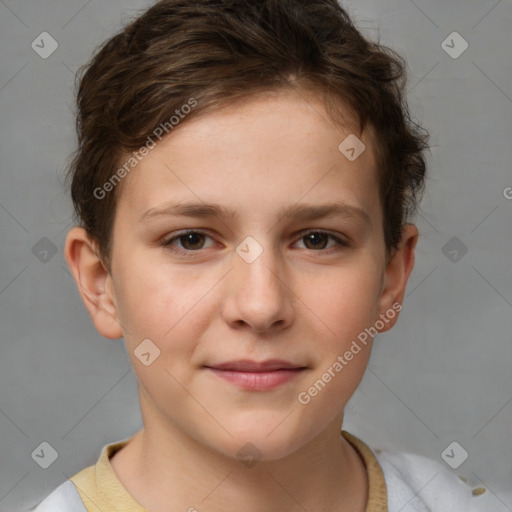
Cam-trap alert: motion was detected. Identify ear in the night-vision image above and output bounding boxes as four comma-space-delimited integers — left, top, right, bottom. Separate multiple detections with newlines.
64, 226, 124, 339
375, 223, 418, 333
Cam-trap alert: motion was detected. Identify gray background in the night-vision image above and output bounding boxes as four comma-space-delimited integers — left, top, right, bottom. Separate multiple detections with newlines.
1, 0, 511, 510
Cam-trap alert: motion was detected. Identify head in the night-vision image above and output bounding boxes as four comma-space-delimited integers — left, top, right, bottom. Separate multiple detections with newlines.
65, 0, 427, 461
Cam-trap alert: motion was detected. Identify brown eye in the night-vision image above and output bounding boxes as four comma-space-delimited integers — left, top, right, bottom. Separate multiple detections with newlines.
295, 230, 349, 252
162, 230, 214, 254
177, 232, 206, 250
303, 232, 329, 250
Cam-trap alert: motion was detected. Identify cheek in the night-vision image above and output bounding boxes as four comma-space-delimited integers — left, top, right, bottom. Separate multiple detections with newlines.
303, 262, 382, 405
112, 258, 216, 366
113, 252, 179, 331
300, 260, 382, 347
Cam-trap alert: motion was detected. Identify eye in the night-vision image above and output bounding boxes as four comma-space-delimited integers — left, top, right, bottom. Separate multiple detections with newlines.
161, 230, 215, 254
294, 230, 349, 252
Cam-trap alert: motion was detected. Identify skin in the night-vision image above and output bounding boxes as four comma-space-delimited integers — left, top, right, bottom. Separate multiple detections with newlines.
65, 87, 418, 512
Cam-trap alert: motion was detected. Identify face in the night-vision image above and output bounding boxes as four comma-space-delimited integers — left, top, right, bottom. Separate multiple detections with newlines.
67, 88, 416, 461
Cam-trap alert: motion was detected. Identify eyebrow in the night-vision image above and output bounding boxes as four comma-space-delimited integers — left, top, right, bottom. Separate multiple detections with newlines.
139, 200, 371, 226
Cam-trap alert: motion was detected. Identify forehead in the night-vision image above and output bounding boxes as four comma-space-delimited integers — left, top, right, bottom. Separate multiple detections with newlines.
113, 88, 381, 225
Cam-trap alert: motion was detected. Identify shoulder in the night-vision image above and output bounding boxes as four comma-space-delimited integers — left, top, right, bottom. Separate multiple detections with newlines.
374, 448, 501, 511
26, 479, 87, 512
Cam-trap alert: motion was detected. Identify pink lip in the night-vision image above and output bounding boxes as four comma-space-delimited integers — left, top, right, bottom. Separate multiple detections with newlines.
205, 360, 307, 391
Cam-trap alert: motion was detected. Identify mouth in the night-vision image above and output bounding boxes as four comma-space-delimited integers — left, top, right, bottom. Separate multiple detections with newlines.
204, 359, 308, 391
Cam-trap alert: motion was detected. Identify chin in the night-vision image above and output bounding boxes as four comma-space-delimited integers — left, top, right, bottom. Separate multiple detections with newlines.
209, 418, 313, 464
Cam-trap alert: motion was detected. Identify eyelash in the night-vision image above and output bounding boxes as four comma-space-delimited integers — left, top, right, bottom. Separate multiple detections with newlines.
161, 229, 349, 256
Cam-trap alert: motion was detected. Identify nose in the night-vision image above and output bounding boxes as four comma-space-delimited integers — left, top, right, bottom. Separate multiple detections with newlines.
221, 241, 295, 334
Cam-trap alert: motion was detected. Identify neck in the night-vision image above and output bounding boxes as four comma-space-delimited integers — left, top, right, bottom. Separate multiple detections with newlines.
111, 400, 368, 512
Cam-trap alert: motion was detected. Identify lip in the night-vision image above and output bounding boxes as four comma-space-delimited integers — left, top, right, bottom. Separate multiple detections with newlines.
205, 359, 307, 390
207, 359, 304, 372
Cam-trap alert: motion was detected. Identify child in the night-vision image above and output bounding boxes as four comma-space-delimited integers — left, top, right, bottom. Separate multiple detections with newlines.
30, 0, 492, 510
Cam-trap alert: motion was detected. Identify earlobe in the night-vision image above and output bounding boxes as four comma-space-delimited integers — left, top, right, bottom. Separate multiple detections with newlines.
64, 226, 124, 339
376, 224, 418, 333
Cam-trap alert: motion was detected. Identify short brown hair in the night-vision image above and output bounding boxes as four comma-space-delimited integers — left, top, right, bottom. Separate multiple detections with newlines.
66, 0, 428, 269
